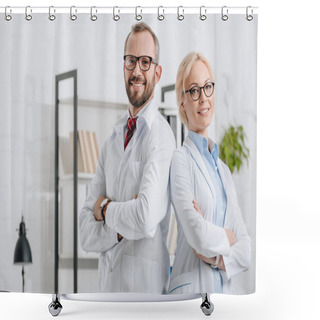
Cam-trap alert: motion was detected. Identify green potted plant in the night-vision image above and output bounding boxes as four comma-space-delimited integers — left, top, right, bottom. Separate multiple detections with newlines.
219, 125, 249, 174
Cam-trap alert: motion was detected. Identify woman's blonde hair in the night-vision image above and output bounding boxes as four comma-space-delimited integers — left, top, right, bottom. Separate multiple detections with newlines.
176, 52, 214, 126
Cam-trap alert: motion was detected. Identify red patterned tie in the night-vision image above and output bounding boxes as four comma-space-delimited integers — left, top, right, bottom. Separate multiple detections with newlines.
124, 117, 137, 150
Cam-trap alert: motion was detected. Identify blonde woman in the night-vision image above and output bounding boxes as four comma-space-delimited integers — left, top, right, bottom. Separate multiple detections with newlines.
169, 52, 251, 294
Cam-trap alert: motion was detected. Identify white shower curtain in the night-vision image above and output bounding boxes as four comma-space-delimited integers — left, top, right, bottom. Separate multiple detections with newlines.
0, 9, 257, 295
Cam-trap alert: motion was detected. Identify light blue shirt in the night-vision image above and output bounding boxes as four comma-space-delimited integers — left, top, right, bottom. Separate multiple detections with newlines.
188, 131, 227, 293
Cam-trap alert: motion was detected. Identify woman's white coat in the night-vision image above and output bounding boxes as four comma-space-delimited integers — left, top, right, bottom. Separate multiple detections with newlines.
169, 136, 251, 294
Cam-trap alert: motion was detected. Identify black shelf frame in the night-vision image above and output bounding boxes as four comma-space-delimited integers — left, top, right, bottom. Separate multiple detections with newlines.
54, 70, 78, 294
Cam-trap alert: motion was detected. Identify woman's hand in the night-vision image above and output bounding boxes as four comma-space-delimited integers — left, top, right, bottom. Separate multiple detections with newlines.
224, 228, 236, 247
193, 199, 203, 216
194, 250, 226, 271
192, 199, 231, 271
194, 249, 215, 265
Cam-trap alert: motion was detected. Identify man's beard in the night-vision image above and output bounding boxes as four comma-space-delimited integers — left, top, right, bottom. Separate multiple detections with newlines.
126, 75, 155, 109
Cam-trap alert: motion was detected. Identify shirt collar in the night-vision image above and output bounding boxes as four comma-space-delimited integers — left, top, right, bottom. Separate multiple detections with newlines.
115, 98, 158, 131
188, 130, 219, 162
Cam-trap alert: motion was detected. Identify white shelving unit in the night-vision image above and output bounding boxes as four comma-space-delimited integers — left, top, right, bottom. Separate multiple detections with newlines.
55, 70, 128, 293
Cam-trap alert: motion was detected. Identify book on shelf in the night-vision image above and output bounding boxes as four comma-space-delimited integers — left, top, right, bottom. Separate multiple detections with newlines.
78, 130, 90, 173
60, 130, 99, 175
88, 131, 99, 173
69, 131, 85, 173
78, 130, 99, 174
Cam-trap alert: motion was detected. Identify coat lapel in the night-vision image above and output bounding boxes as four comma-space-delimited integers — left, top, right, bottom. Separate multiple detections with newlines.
184, 136, 216, 199
216, 159, 227, 191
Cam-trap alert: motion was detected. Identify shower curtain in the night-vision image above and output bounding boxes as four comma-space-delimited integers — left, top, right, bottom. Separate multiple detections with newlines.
0, 7, 257, 296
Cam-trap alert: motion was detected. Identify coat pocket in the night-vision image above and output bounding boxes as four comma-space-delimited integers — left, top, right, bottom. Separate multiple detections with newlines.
169, 271, 194, 294
120, 254, 162, 293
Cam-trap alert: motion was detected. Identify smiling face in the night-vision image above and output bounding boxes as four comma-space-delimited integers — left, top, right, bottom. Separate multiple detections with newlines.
182, 60, 214, 138
124, 30, 162, 117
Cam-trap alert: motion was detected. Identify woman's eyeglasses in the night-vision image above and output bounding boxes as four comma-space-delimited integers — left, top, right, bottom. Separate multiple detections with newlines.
184, 82, 215, 101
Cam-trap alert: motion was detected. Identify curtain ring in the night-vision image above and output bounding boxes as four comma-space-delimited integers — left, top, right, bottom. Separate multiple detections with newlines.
49, 6, 56, 21
158, 6, 164, 21
177, 6, 184, 21
91, 6, 97, 21
113, 6, 120, 21
200, 6, 207, 21
70, 6, 77, 21
135, 6, 142, 21
4, 6, 12, 21
221, 6, 228, 21
246, 6, 253, 21
25, 6, 32, 21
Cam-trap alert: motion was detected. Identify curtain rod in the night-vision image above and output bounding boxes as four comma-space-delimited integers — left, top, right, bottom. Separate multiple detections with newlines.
0, 6, 258, 22
0, 6, 258, 14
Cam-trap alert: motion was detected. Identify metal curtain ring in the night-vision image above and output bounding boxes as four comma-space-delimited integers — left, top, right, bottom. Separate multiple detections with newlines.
91, 6, 97, 21
70, 6, 77, 21
113, 6, 120, 21
158, 6, 164, 21
200, 6, 207, 21
25, 6, 32, 21
135, 6, 142, 21
49, 6, 56, 21
177, 6, 184, 21
5, 6, 12, 21
221, 6, 228, 21
246, 6, 253, 21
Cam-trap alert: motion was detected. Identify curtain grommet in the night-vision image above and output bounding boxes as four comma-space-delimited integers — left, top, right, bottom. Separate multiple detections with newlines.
221, 6, 228, 21
113, 6, 120, 21
177, 6, 184, 21
70, 6, 77, 21
246, 6, 254, 21
25, 6, 32, 21
5, 6, 12, 21
91, 6, 98, 21
158, 6, 165, 21
200, 6, 207, 21
135, 6, 142, 21
49, 6, 56, 21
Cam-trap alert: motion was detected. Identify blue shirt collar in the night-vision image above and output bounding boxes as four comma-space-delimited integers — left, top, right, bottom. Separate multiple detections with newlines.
188, 130, 219, 162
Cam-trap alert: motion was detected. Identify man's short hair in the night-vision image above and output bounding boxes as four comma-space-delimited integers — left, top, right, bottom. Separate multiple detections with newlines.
124, 22, 160, 63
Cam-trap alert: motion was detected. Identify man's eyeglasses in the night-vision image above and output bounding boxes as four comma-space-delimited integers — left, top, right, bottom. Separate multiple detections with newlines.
184, 82, 215, 101
124, 55, 158, 72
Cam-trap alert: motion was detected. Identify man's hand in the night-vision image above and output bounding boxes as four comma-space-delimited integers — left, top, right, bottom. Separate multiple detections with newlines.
94, 196, 106, 221
114, 194, 138, 241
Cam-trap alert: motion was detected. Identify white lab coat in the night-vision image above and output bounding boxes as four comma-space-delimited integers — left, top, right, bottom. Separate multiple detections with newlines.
169, 136, 251, 294
79, 99, 176, 293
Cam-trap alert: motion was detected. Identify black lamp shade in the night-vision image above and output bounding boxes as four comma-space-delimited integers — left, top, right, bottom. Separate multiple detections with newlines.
14, 217, 32, 265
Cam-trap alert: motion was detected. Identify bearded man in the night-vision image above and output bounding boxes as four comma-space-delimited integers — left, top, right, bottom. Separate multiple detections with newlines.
80, 22, 175, 294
